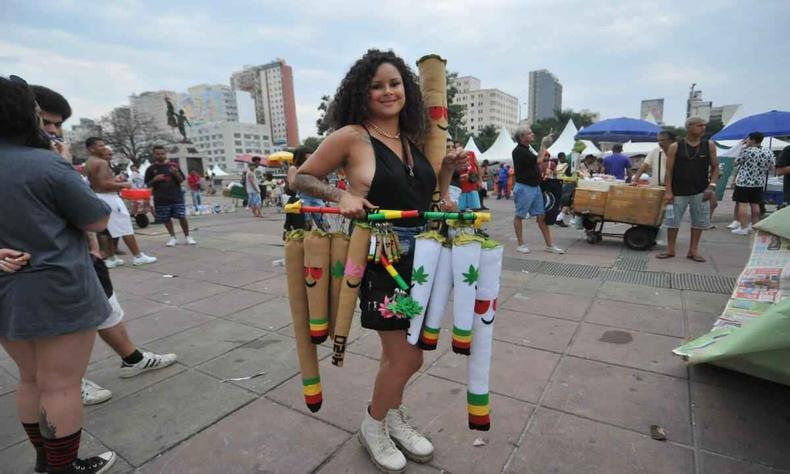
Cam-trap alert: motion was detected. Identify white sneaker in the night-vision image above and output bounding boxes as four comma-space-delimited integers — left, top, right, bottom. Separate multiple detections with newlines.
81, 378, 112, 406
731, 226, 752, 235
386, 406, 434, 463
119, 351, 177, 378
555, 212, 565, 224
104, 257, 124, 269
165, 237, 178, 247
516, 244, 530, 254
358, 408, 407, 473
545, 245, 566, 254
726, 220, 741, 230
132, 253, 157, 266
185, 236, 197, 245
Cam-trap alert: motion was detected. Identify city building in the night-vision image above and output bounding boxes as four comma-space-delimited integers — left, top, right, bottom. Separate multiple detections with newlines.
686, 85, 740, 124
179, 84, 239, 125
710, 104, 741, 125
640, 99, 665, 125
129, 90, 180, 137
64, 118, 103, 163
230, 59, 299, 149
528, 69, 562, 123
453, 76, 519, 135
187, 121, 273, 172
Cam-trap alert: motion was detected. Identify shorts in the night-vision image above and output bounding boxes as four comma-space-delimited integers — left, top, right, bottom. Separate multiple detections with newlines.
98, 294, 125, 330
561, 183, 576, 207
96, 193, 134, 238
513, 183, 545, 218
360, 225, 423, 331
247, 192, 262, 208
155, 202, 186, 221
665, 193, 710, 230
458, 191, 481, 210
732, 186, 764, 204
448, 185, 462, 204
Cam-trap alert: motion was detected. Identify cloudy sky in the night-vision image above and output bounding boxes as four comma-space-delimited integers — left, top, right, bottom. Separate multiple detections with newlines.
3, 0, 789, 140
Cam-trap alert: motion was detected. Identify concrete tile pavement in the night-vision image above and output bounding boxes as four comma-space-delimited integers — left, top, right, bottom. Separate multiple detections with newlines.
2, 197, 790, 473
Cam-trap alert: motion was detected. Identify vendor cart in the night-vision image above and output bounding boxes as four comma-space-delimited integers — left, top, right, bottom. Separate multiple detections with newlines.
120, 188, 154, 228
574, 183, 665, 251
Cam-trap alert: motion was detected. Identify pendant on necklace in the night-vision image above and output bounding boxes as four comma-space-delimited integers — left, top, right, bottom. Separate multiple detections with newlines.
408, 167, 414, 177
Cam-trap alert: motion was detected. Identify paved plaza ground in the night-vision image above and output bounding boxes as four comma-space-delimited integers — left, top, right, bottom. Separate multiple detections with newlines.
2, 194, 790, 473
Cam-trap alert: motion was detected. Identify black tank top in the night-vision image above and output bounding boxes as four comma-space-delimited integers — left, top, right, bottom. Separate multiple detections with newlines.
363, 127, 436, 227
672, 139, 710, 196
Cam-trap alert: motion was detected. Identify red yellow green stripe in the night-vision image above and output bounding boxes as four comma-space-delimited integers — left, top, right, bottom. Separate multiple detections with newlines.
452, 327, 472, 354
418, 326, 440, 350
468, 392, 490, 430
302, 376, 323, 412
309, 318, 329, 343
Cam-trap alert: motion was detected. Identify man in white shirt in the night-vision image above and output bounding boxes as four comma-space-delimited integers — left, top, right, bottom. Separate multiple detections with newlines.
632, 130, 675, 186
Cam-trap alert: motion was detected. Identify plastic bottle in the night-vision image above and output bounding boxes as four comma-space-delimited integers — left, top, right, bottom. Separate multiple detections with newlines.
664, 204, 674, 223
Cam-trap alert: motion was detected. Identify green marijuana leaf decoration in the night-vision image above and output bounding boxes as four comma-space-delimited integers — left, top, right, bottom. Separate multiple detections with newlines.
462, 265, 479, 285
412, 265, 429, 285
331, 260, 345, 279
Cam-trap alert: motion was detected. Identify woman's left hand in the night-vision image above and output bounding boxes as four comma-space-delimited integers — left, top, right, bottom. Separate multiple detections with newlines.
0, 249, 31, 274
441, 147, 468, 173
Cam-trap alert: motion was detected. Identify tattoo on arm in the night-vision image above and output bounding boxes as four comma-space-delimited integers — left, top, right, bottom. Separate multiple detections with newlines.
39, 407, 57, 439
292, 174, 343, 203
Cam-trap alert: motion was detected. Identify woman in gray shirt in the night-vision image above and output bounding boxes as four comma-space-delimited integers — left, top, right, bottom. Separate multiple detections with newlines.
0, 76, 116, 473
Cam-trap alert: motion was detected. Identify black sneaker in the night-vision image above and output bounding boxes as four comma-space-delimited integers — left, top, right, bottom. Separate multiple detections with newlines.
57, 452, 116, 473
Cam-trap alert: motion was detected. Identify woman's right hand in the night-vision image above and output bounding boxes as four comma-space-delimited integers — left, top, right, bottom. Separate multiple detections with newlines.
0, 249, 31, 274
338, 191, 375, 220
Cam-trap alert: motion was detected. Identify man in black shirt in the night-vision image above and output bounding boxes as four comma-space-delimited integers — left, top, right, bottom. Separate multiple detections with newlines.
777, 145, 790, 207
660, 116, 719, 262
511, 127, 565, 254
144, 146, 196, 246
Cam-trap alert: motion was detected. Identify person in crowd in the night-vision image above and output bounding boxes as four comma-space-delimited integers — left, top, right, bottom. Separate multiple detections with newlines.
458, 150, 481, 210
1, 75, 117, 473
144, 146, 197, 246
497, 163, 508, 199
632, 130, 675, 187
245, 163, 263, 217
577, 154, 598, 177
480, 159, 492, 210
31, 85, 178, 407
659, 116, 719, 262
187, 170, 203, 212
777, 144, 790, 208
287, 146, 326, 229
731, 132, 775, 235
262, 172, 278, 207
604, 143, 632, 181
291, 49, 467, 473
84, 137, 157, 268
512, 127, 565, 254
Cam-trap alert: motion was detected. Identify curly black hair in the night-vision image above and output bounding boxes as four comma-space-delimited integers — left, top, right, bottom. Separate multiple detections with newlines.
328, 49, 425, 141
0, 76, 50, 150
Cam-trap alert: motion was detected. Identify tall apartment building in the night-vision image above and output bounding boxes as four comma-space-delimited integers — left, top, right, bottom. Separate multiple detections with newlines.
129, 90, 180, 135
188, 122, 273, 171
686, 86, 740, 124
180, 84, 239, 125
528, 69, 562, 123
640, 98, 665, 125
230, 59, 299, 148
453, 76, 519, 135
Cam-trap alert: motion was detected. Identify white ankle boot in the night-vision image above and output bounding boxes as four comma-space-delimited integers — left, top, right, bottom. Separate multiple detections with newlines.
359, 408, 407, 473
386, 405, 434, 463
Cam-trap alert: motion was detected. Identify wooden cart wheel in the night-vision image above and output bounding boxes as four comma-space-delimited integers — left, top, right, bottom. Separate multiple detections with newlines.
586, 233, 598, 244
134, 213, 150, 228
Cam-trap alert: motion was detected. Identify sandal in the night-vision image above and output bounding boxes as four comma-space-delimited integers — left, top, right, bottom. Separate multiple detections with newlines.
687, 254, 706, 263
656, 253, 675, 259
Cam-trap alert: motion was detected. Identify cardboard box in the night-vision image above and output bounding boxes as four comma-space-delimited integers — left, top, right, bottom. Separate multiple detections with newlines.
603, 185, 665, 226
574, 188, 608, 215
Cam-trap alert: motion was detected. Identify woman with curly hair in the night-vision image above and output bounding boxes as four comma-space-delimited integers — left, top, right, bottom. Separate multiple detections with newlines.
293, 49, 467, 473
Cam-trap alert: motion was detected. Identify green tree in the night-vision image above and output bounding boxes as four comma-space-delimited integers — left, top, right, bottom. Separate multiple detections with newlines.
446, 71, 470, 144
476, 125, 499, 153
316, 95, 333, 136
662, 125, 687, 140
531, 109, 597, 149
302, 136, 324, 150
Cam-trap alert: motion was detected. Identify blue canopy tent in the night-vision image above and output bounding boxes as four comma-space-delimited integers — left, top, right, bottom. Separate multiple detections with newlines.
574, 117, 662, 143
712, 110, 790, 140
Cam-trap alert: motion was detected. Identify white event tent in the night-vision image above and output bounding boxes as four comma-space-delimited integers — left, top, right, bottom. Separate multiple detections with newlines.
578, 140, 602, 156
546, 119, 578, 157
464, 136, 483, 157
480, 127, 518, 165
210, 164, 229, 176
620, 141, 658, 156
